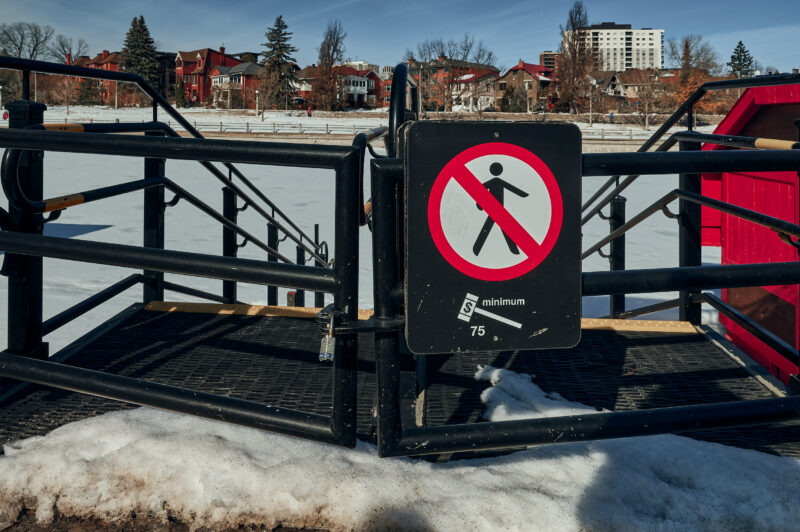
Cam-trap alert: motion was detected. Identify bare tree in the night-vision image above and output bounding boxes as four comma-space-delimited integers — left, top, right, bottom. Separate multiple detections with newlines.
314, 20, 346, 110
556, 1, 596, 113
667, 35, 721, 79
0, 22, 55, 59
49, 34, 90, 63
405, 33, 497, 111
53, 76, 79, 113
0, 22, 56, 100
622, 69, 670, 129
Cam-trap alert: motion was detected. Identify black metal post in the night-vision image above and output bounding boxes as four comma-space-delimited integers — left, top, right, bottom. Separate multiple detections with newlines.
4, 101, 47, 361
371, 158, 404, 456
21, 71, 30, 100
330, 152, 360, 446
295, 245, 305, 307
314, 224, 325, 308
679, 140, 703, 323
222, 178, 237, 303
609, 195, 626, 317
143, 131, 165, 303
267, 222, 278, 305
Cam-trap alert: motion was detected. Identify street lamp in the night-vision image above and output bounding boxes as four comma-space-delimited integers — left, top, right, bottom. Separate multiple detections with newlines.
255, 90, 260, 120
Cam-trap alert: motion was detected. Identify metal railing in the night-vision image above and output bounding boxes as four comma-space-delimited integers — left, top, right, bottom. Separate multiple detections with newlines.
0, 57, 390, 447
2, 59, 800, 458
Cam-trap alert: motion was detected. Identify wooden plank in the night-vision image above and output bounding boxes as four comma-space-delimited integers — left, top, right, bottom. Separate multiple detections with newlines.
144, 301, 374, 320
147, 302, 694, 333
580, 318, 697, 333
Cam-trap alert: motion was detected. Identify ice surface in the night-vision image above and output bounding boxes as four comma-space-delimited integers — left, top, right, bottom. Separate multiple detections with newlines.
1, 367, 798, 531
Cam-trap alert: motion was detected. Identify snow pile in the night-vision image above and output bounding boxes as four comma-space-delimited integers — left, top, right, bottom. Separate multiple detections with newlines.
2, 367, 800, 531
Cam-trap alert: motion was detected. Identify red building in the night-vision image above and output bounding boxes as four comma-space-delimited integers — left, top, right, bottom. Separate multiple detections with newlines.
69, 50, 121, 105
210, 63, 263, 109
701, 84, 800, 384
175, 47, 240, 105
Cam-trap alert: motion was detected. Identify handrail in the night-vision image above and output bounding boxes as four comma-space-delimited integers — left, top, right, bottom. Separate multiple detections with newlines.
695, 293, 800, 366
582, 188, 800, 259
388, 63, 410, 157
0, 56, 323, 254
581, 72, 800, 223
671, 131, 800, 150
0, 229, 337, 292
351, 125, 389, 226
3, 122, 330, 264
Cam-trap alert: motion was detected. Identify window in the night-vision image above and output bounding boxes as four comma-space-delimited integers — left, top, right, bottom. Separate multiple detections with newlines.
197, 58, 202, 68
192, 74, 197, 85
184, 74, 190, 83
177, 58, 183, 67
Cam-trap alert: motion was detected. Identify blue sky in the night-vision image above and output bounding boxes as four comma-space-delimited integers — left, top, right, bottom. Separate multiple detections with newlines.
1, 0, 797, 72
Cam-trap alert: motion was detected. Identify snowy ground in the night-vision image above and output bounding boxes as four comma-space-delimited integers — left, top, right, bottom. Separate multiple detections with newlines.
0, 109, 765, 530
2, 366, 799, 531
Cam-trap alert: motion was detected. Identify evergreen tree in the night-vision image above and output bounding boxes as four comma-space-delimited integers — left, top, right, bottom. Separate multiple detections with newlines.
121, 16, 158, 85
261, 15, 298, 110
174, 77, 187, 108
76, 77, 99, 105
727, 41, 754, 78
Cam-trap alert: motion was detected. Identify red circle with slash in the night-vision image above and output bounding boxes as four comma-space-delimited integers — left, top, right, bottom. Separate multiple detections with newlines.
427, 142, 563, 281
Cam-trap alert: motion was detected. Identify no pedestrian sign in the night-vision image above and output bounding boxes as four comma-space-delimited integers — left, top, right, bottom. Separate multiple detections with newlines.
404, 122, 581, 354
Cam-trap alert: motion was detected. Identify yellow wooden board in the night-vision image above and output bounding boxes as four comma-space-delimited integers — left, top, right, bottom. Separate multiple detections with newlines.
146, 302, 696, 334
145, 301, 374, 320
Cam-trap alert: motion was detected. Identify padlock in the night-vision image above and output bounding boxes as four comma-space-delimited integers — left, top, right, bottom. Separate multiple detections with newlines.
319, 313, 335, 362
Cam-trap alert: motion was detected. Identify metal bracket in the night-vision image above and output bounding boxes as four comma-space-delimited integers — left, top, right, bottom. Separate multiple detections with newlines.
237, 202, 249, 213
597, 247, 610, 259
316, 304, 404, 335
597, 208, 611, 221
661, 205, 680, 220
43, 210, 62, 223
236, 238, 248, 248
778, 231, 800, 250
163, 194, 181, 210
366, 143, 387, 159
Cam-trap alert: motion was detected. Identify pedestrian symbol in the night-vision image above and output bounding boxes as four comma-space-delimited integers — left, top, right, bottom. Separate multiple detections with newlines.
428, 142, 564, 281
473, 162, 529, 256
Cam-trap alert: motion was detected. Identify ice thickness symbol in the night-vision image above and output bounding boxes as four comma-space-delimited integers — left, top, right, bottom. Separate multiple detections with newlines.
457, 293, 523, 329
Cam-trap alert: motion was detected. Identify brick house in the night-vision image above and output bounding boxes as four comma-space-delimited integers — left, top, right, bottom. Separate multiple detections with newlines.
357, 68, 381, 108
379, 66, 394, 107
175, 47, 240, 105
495, 60, 554, 112
294, 64, 381, 109
407, 56, 499, 111
453, 70, 499, 111
85, 50, 121, 105
210, 62, 262, 109
295, 65, 316, 103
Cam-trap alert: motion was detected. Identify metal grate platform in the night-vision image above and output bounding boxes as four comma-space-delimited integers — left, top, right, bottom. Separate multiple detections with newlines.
2, 306, 800, 457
